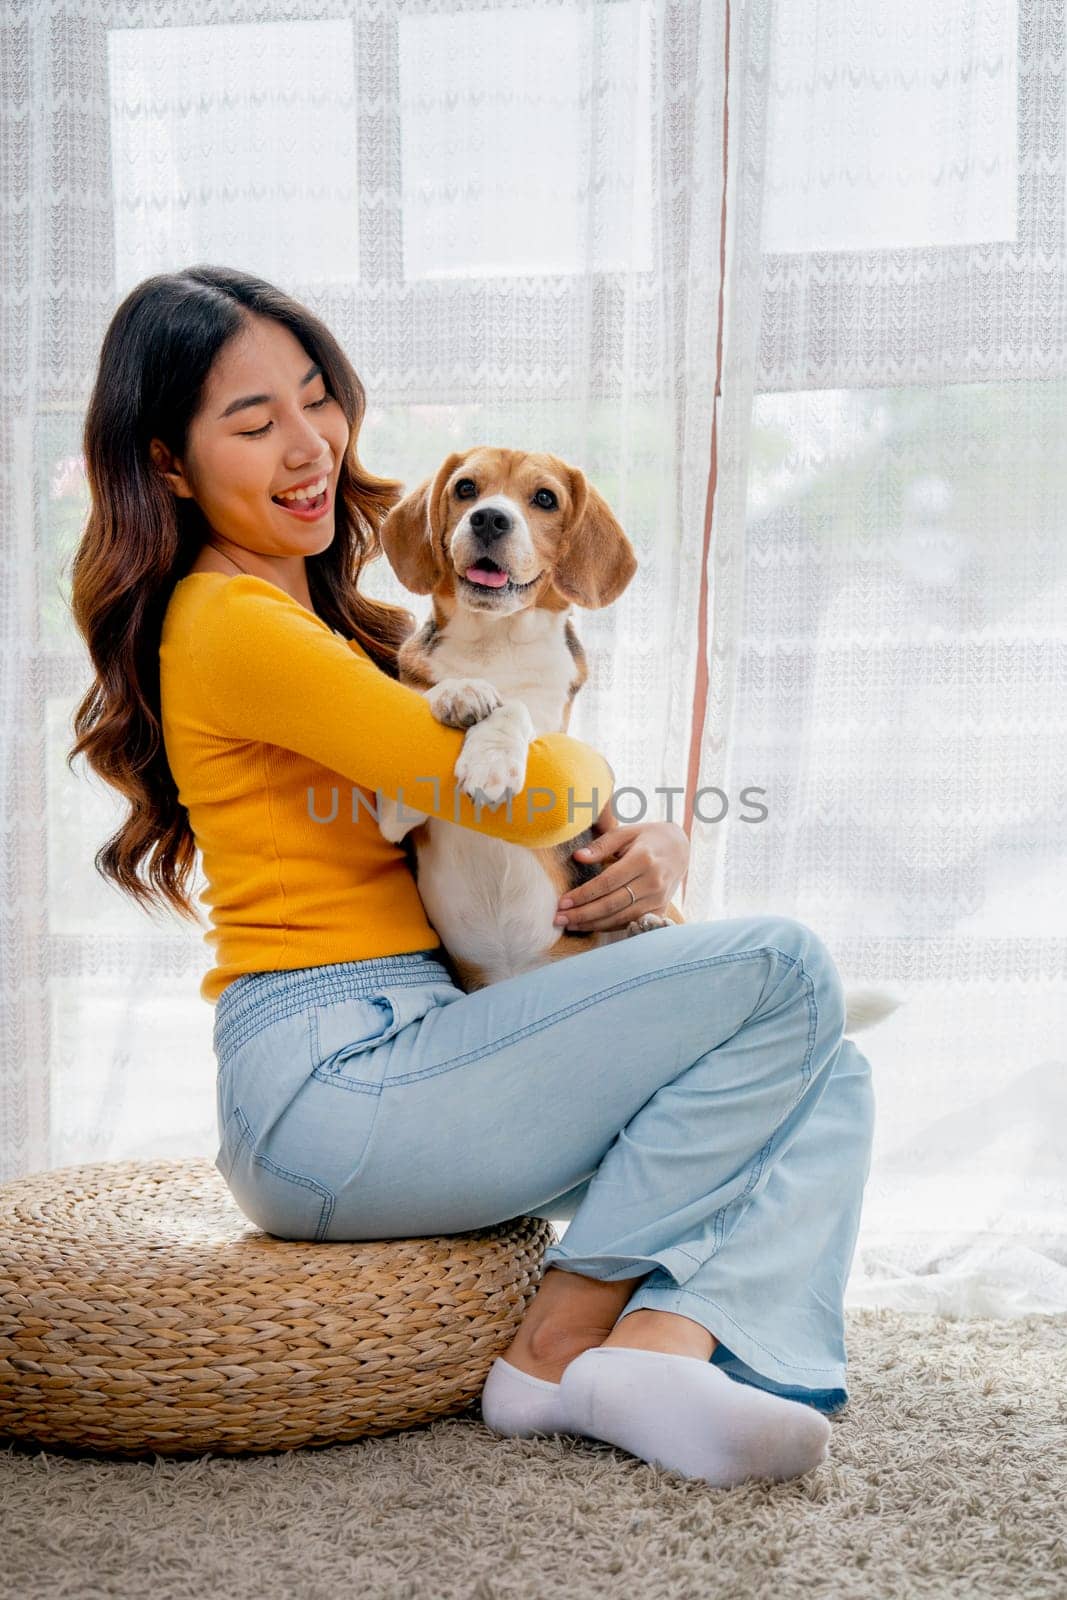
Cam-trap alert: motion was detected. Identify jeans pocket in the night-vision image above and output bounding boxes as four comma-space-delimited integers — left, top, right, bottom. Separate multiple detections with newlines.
307, 983, 458, 1084
217, 1101, 335, 1242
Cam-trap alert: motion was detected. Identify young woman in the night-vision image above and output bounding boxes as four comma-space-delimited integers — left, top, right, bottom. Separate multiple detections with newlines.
68, 265, 875, 1488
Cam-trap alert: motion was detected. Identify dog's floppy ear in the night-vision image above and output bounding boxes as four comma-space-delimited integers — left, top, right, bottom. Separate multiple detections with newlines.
379, 451, 467, 594
553, 464, 638, 609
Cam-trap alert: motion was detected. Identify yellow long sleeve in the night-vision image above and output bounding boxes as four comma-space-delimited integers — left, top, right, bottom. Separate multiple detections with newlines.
158, 572, 614, 1002
182, 573, 613, 846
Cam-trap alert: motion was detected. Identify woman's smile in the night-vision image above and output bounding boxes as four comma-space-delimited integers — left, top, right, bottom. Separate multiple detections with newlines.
271, 471, 332, 521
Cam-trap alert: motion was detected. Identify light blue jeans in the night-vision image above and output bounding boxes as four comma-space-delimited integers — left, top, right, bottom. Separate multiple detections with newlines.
212, 916, 875, 1416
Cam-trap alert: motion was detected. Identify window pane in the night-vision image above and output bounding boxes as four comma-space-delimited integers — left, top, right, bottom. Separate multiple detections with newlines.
732, 381, 1066, 943
763, 0, 1019, 253
51, 975, 216, 1166
108, 20, 359, 293
399, 1, 653, 278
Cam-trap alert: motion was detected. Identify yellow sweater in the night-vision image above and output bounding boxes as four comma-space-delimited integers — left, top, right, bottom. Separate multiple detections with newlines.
158, 573, 614, 1004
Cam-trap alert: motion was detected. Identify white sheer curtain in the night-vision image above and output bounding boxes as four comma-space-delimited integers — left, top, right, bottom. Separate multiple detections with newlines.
705, 0, 1067, 1316
2, 1, 1064, 1318
2, 0, 722, 1172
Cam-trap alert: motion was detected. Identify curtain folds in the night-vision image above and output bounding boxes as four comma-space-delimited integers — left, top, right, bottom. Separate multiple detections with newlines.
2, 0, 1063, 1317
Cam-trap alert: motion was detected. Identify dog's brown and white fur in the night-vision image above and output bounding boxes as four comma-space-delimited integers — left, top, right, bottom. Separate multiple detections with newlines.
375, 446, 674, 994
376, 446, 901, 1033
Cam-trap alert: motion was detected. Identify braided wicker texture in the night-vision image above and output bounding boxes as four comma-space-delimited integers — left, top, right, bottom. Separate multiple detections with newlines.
0, 1157, 554, 1459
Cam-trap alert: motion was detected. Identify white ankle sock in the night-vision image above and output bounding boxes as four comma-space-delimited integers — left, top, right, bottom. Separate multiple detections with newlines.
480, 1357, 571, 1439
557, 1347, 832, 1486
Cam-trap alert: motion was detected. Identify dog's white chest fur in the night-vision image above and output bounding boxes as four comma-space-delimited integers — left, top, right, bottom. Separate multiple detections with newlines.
425, 611, 574, 737
410, 612, 578, 984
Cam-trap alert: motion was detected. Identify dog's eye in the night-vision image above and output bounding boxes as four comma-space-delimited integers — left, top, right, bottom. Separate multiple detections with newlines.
533, 489, 558, 510
455, 479, 477, 499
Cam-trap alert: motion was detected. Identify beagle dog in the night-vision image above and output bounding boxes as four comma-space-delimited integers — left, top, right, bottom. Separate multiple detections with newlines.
375, 446, 902, 1035
375, 446, 679, 994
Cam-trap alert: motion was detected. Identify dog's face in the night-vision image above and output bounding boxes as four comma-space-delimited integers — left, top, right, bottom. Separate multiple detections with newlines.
379, 447, 638, 617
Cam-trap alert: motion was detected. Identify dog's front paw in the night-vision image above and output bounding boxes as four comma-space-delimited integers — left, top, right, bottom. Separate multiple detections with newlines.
626, 913, 673, 937
454, 702, 535, 805
427, 677, 502, 729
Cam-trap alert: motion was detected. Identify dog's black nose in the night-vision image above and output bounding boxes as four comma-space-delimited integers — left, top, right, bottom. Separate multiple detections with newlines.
469, 505, 512, 544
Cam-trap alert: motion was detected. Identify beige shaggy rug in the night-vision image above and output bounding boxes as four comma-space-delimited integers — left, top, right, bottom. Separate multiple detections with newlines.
1, 1308, 1063, 1600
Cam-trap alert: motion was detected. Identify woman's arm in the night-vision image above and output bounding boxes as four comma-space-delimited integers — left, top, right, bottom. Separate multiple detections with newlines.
175, 575, 614, 851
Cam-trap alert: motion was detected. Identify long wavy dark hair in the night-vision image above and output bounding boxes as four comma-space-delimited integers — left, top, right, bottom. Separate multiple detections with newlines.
67, 265, 414, 924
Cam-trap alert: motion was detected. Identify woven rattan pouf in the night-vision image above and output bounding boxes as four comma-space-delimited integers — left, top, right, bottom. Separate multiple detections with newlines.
0, 1156, 553, 1459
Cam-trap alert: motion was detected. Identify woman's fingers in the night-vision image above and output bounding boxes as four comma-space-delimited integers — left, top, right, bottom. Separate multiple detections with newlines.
554, 877, 643, 929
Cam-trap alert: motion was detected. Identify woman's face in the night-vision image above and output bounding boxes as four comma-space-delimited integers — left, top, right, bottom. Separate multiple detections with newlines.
151, 314, 351, 559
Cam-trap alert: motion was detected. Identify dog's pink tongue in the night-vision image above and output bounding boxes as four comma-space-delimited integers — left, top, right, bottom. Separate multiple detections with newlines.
466, 564, 509, 588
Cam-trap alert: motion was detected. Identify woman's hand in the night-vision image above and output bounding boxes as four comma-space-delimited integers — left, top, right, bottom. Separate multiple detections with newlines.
553, 815, 689, 933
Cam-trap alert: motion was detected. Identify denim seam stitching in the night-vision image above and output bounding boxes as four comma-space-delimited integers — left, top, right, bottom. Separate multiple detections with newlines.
733, 956, 818, 1193
385, 944, 807, 1086
233, 1104, 335, 1240
721, 958, 818, 1250
307, 1000, 402, 1091
309, 1071, 383, 1095
540, 949, 821, 1269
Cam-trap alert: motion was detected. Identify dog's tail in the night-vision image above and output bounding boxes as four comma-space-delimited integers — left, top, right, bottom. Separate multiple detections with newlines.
843, 985, 904, 1034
